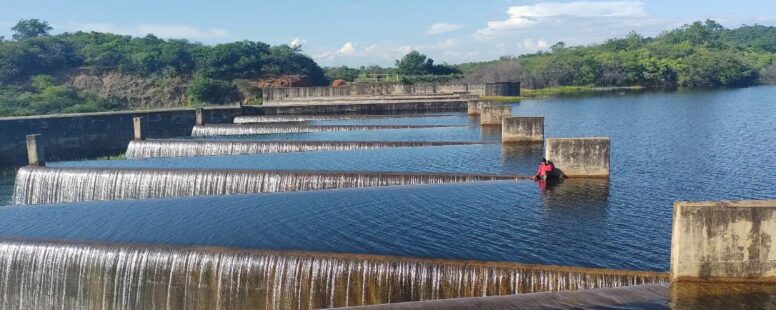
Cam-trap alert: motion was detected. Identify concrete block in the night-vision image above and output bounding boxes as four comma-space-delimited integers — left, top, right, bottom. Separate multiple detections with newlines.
25, 134, 45, 166
545, 138, 610, 177
671, 200, 776, 283
195, 108, 205, 125
133, 117, 144, 140
467, 100, 480, 115
480, 105, 512, 126
502, 117, 544, 143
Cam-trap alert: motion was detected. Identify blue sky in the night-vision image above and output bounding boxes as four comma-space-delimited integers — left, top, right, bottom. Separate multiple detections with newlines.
1, 0, 775, 67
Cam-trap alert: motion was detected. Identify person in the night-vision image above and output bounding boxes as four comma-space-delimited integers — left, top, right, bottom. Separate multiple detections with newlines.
535, 158, 554, 180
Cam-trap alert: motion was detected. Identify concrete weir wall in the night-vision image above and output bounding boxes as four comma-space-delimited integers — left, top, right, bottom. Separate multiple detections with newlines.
480, 106, 512, 126
502, 117, 544, 143
545, 138, 610, 177
0, 107, 241, 166
263, 82, 519, 102
671, 200, 776, 283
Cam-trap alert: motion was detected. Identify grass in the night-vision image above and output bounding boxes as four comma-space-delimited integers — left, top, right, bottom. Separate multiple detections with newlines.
480, 86, 644, 102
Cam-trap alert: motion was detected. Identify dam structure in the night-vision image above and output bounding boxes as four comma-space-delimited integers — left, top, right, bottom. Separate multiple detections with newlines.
126, 140, 487, 159
13, 166, 528, 205
0, 239, 668, 310
191, 124, 462, 137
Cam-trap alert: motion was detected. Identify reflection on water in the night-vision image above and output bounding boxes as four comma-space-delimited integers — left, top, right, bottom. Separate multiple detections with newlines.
671, 282, 776, 310
501, 143, 544, 173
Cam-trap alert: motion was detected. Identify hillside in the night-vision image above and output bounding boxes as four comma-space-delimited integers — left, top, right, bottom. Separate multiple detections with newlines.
0, 19, 327, 117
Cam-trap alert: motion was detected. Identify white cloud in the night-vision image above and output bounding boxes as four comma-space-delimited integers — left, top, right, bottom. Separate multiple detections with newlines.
339, 41, 357, 55
477, 1, 646, 37
65, 22, 230, 40
397, 45, 413, 55
290, 37, 305, 48
523, 38, 550, 51
426, 23, 464, 35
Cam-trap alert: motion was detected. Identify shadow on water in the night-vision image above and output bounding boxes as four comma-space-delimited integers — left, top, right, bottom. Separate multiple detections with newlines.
500, 143, 544, 173
0, 167, 17, 205
671, 282, 776, 310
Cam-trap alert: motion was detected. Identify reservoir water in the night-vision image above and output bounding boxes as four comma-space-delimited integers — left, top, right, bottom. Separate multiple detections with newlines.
1, 87, 775, 275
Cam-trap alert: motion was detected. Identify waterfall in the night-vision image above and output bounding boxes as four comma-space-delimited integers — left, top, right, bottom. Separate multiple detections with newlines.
0, 239, 670, 310
191, 124, 461, 137
13, 166, 527, 205
125, 140, 486, 159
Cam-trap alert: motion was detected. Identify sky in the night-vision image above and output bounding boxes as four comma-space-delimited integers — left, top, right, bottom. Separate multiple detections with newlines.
1, 0, 775, 67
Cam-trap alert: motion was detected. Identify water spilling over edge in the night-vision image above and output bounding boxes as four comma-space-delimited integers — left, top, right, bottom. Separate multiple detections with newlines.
13, 166, 528, 205
0, 239, 669, 309
125, 140, 488, 159
191, 124, 464, 137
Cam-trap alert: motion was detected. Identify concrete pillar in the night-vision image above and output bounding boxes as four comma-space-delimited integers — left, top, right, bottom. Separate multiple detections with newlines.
133, 117, 144, 141
467, 100, 481, 116
26, 134, 45, 166
195, 108, 205, 126
545, 138, 610, 177
502, 117, 544, 143
480, 105, 512, 126
671, 200, 776, 283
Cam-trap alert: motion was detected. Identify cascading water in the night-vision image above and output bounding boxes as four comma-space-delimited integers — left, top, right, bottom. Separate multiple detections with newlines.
125, 140, 486, 159
13, 166, 527, 205
0, 239, 670, 310
190, 124, 462, 137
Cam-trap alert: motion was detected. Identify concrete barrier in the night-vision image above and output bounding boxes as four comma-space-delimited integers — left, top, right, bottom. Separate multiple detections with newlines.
545, 138, 610, 178
467, 100, 480, 115
671, 200, 776, 283
502, 117, 544, 143
480, 106, 512, 126
133, 117, 144, 140
25, 134, 45, 167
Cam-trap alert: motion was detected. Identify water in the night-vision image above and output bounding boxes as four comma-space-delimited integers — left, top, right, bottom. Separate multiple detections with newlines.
0, 239, 667, 309
0, 87, 774, 308
125, 140, 488, 159
13, 166, 525, 205
191, 124, 463, 137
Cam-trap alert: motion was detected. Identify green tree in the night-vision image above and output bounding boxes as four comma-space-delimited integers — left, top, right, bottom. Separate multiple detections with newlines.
11, 19, 52, 41
395, 51, 433, 76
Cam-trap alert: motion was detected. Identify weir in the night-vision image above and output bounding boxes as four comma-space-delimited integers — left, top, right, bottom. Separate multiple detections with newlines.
0, 239, 669, 309
191, 124, 461, 137
233, 114, 459, 124
12, 166, 528, 205
126, 140, 487, 159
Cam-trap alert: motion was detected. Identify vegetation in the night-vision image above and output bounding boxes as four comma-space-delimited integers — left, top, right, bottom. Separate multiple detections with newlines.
324, 51, 461, 84
0, 19, 326, 116
459, 20, 776, 89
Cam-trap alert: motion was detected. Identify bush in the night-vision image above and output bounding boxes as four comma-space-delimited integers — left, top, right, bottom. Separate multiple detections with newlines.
187, 74, 239, 105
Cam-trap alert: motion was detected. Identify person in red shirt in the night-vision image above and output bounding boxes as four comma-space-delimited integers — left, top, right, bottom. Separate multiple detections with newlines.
535, 158, 554, 180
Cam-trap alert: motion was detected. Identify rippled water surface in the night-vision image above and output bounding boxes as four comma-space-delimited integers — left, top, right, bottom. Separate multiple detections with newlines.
3, 87, 776, 272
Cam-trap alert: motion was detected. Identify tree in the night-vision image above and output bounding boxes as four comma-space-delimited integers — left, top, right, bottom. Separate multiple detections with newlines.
395, 51, 433, 75
12, 19, 52, 41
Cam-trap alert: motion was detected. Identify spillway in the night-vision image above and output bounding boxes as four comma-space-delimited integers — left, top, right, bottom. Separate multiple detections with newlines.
0, 239, 669, 309
191, 124, 461, 137
232, 114, 457, 124
13, 166, 527, 205
125, 140, 487, 159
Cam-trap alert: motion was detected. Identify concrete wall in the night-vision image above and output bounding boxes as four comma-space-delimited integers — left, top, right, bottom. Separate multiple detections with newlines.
545, 138, 610, 178
0, 107, 241, 166
480, 106, 512, 126
671, 200, 776, 283
246, 100, 466, 116
502, 117, 544, 143
485, 82, 521, 97
263, 83, 503, 101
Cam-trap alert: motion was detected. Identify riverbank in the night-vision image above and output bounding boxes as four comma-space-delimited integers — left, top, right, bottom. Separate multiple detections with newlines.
481, 86, 645, 102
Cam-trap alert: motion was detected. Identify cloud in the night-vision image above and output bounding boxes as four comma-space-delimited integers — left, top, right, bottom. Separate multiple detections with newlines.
477, 1, 646, 37
523, 38, 550, 51
66, 22, 230, 40
339, 41, 357, 55
290, 37, 305, 48
426, 23, 464, 35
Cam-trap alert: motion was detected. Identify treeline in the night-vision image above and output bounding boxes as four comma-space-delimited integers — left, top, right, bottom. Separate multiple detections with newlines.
0, 19, 327, 116
459, 20, 776, 88
326, 51, 461, 84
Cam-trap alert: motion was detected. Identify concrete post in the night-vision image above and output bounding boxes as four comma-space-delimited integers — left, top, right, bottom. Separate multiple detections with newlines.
195, 108, 205, 126
26, 134, 45, 166
502, 117, 544, 143
467, 100, 481, 116
133, 117, 144, 141
545, 138, 610, 177
671, 200, 776, 283
480, 105, 512, 126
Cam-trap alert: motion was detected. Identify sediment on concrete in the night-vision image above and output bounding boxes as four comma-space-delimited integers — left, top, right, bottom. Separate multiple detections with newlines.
671, 200, 776, 283
545, 138, 610, 178
0, 238, 669, 309
502, 117, 544, 143
190, 124, 462, 137
480, 105, 512, 126
13, 166, 529, 205
125, 140, 487, 159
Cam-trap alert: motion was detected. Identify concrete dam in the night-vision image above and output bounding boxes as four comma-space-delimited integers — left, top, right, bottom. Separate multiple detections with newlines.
190, 124, 463, 137
0, 239, 668, 310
